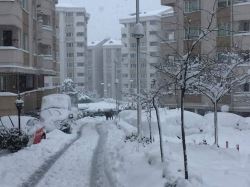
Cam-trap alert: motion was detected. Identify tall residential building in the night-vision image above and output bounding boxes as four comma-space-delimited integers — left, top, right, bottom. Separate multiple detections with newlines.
56, 6, 89, 90
87, 39, 109, 97
103, 39, 122, 99
0, 0, 58, 93
161, 0, 250, 113
119, 8, 171, 97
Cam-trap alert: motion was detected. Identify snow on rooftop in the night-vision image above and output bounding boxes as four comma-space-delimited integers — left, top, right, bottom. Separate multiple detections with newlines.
120, 7, 173, 22
88, 41, 102, 47
103, 39, 122, 47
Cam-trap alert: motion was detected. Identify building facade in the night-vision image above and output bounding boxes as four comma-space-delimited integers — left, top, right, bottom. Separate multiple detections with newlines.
103, 39, 122, 99
86, 39, 109, 97
0, 0, 58, 93
56, 6, 89, 90
161, 0, 250, 113
119, 9, 171, 97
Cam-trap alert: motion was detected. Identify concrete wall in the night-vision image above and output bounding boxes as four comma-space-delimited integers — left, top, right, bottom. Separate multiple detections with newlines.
0, 87, 59, 116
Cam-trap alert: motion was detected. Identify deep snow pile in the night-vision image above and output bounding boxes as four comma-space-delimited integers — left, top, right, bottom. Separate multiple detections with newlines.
120, 109, 209, 137
0, 130, 75, 187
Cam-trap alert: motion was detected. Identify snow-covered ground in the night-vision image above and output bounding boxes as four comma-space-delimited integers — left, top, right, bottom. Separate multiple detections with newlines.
1, 102, 250, 187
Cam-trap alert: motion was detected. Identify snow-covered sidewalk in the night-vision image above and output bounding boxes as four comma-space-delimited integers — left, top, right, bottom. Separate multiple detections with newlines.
0, 130, 76, 187
37, 121, 99, 187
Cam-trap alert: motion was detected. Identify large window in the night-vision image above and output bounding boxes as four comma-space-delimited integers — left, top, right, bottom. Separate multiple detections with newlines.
218, 0, 231, 8
239, 21, 250, 32
184, 0, 200, 13
3, 31, 13, 46
185, 27, 200, 39
218, 23, 230, 36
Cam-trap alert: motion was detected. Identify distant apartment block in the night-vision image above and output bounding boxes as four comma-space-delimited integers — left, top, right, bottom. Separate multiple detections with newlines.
86, 39, 109, 97
0, 0, 58, 93
103, 39, 122, 99
56, 6, 89, 90
119, 8, 171, 97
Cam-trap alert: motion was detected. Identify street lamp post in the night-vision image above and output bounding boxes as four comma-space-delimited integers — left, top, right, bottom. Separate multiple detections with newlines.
15, 92, 24, 135
132, 0, 144, 137
100, 82, 105, 98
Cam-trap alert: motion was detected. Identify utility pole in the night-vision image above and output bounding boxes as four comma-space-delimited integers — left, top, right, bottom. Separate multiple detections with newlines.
133, 0, 144, 137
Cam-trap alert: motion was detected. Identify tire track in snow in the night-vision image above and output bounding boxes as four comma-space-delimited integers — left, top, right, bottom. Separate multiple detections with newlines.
20, 124, 86, 187
90, 123, 112, 187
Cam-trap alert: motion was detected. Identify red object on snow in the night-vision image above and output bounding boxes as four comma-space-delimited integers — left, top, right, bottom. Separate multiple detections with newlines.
33, 128, 46, 144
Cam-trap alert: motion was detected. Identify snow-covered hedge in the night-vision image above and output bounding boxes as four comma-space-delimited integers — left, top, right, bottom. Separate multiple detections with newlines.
0, 128, 29, 151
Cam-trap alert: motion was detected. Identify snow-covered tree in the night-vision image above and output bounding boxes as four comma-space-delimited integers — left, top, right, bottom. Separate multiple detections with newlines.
195, 53, 250, 146
61, 79, 77, 94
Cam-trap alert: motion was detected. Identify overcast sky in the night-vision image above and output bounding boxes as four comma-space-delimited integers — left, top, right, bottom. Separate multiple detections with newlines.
58, 0, 162, 42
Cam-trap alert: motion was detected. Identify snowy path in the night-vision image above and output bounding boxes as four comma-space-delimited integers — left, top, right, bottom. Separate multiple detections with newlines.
20, 125, 85, 187
36, 122, 99, 187
90, 123, 111, 187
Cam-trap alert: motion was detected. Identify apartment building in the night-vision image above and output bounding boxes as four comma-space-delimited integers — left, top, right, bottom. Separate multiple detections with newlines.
103, 39, 122, 99
86, 39, 109, 97
0, 0, 58, 93
119, 8, 171, 97
161, 0, 250, 113
57, 6, 89, 90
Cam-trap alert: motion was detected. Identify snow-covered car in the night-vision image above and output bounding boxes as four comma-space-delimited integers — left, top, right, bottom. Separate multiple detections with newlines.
0, 116, 46, 150
40, 94, 74, 133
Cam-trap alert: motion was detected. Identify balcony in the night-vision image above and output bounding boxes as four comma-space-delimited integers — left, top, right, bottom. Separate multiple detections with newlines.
37, 55, 56, 76
0, 47, 24, 71
0, 1, 22, 29
161, 0, 176, 6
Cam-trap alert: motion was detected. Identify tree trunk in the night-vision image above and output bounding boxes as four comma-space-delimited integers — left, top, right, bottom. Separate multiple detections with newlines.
180, 89, 188, 179
214, 101, 218, 146
153, 97, 164, 162
148, 105, 152, 141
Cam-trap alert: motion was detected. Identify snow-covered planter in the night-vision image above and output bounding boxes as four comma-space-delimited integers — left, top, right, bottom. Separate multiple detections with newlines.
0, 128, 29, 151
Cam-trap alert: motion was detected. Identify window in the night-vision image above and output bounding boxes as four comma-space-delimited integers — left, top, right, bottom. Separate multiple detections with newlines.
23, 33, 28, 50
66, 42, 74, 47
149, 20, 157, 25
76, 32, 84, 37
66, 32, 73, 37
3, 30, 13, 46
77, 73, 84, 77
239, 21, 250, 32
122, 34, 127, 38
218, 23, 230, 36
76, 22, 85, 26
150, 52, 158, 57
165, 31, 175, 41
76, 12, 85, 16
21, 0, 28, 11
122, 74, 128, 78
130, 53, 136, 58
77, 52, 84, 57
185, 0, 200, 13
67, 53, 74, 57
243, 83, 250, 92
218, 0, 231, 8
77, 42, 84, 47
66, 12, 73, 17
149, 42, 158, 46
149, 31, 157, 35
77, 63, 84, 67
185, 27, 200, 39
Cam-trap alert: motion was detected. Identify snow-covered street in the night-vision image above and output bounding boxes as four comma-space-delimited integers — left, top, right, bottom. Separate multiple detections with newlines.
1, 103, 250, 187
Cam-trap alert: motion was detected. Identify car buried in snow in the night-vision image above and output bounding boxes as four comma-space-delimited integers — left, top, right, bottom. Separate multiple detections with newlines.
40, 94, 74, 134
0, 116, 46, 151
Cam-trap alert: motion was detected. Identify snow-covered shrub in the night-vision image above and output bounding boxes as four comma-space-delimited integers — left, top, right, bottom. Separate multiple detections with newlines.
78, 94, 92, 103
0, 128, 29, 151
61, 78, 77, 94
124, 132, 152, 146
221, 105, 229, 112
